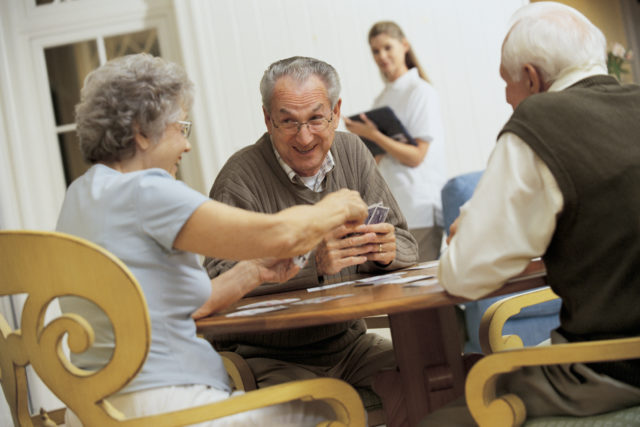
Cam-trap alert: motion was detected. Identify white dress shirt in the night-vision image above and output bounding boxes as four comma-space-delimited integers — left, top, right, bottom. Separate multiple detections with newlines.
439, 64, 607, 299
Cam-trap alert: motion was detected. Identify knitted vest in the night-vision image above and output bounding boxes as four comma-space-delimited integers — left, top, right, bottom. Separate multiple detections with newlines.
499, 75, 640, 386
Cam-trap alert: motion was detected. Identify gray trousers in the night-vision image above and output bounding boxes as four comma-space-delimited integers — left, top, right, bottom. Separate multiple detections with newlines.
245, 332, 395, 389
420, 330, 640, 426
410, 226, 444, 262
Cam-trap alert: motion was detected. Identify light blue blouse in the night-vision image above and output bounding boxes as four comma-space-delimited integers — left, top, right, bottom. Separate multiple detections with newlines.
57, 164, 230, 394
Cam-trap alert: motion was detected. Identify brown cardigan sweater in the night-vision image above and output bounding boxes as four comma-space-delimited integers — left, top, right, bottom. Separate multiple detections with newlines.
204, 131, 418, 364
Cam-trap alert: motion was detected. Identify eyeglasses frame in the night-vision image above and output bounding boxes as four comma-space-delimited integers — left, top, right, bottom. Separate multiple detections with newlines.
270, 111, 334, 135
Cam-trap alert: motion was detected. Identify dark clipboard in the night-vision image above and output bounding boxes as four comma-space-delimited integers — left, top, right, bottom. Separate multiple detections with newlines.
349, 106, 417, 156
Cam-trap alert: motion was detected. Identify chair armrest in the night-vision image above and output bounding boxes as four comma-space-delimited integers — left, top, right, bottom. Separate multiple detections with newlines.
118, 377, 366, 427
219, 351, 258, 391
466, 335, 640, 427
479, 287, 559, 353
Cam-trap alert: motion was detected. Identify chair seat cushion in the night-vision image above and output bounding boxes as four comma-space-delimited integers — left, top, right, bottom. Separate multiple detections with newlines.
524, 404, 640, 426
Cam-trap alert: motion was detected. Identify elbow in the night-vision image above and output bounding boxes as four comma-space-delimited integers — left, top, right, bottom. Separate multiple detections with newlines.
403, 158, 422, 168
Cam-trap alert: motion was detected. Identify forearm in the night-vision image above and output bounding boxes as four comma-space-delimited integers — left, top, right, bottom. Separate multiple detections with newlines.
175, 198, 357, 261
194, 261, 262, 317
370, 132, 429, 167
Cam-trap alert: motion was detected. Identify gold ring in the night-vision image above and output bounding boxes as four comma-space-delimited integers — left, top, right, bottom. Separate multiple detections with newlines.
379, 243, 383, 253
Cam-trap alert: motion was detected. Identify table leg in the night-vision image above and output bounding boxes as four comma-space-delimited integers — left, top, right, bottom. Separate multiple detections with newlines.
379, 306, 465, 426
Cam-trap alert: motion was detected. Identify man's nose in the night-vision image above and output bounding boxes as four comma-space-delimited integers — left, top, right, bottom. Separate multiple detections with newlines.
296, 123, 314, 143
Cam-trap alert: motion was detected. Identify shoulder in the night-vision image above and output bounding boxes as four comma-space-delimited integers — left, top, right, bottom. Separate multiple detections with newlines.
331, 131, 373, 160
330, 131, 377, 178
211, 133, 280, 200
137, 169, 206, 204
215, 134, 274, 181
409, 78, 438, 102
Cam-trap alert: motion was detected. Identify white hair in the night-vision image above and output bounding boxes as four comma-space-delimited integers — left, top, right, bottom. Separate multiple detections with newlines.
502, 1, 607, 84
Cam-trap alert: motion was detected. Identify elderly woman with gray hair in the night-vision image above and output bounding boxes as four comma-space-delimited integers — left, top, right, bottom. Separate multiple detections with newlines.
56, 53, 368, 426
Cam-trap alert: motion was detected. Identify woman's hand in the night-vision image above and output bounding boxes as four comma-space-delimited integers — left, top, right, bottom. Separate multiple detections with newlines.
191, 258, 300, 319
251, 257, 301, 284
343, 114, 380, 141
316, 188, 368, 225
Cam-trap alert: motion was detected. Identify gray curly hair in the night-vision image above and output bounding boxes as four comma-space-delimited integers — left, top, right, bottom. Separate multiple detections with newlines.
75, 53, 194, 163
260, 56, 341, 113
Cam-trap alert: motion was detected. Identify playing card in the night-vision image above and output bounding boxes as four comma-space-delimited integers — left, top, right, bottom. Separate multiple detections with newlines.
365, 201, 388, 225
367, 205, 389, 225
225, 305, 289, 317
237, 298, 301, 309
365, 202, 382, 224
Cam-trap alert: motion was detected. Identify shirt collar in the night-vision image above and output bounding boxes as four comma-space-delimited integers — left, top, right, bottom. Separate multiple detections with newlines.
386, 67, 419, 90
271, 138, 334, 192
547, 64, 608, 92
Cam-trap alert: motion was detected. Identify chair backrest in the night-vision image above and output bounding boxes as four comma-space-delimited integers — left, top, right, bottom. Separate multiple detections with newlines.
440, 171, 483, 234
0, 230, 150, 426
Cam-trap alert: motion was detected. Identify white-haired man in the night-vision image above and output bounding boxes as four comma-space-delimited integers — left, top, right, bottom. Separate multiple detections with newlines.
422, 2, 640, 425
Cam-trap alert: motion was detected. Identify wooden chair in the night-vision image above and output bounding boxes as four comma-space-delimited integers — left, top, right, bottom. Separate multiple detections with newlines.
466, 287, 640, 426
215, 348, 387, 426
0, 230, 366, 426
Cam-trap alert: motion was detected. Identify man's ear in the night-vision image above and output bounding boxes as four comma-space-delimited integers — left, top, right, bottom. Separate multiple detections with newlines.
332, 98, 342, 127
523, 64, 546, 94
263, 106, 273, 133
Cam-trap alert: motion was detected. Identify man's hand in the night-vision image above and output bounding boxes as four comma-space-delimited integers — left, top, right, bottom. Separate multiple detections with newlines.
446, 216, 461, 245
315, 222, 396, 276
360, 222, 396, 265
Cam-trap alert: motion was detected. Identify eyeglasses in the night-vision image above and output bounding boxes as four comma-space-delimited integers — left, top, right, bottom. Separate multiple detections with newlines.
271, 112, 333, 135
177, 120, 192, 138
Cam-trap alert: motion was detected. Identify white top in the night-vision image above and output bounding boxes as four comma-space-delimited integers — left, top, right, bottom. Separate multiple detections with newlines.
56, 164, 231, 394
438, 64, 607, 299
373, 67, 447, 228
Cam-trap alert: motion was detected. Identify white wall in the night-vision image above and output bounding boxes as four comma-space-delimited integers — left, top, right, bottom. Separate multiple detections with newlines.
176, 0, 524, 195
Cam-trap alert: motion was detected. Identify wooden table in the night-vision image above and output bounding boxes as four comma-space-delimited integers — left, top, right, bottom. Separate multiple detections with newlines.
196, 259, 547, 426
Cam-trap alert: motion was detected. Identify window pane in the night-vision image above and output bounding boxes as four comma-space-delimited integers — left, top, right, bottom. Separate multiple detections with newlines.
45, 41, 99, 126
58, 131, 90, 186
105, 28, 160, 60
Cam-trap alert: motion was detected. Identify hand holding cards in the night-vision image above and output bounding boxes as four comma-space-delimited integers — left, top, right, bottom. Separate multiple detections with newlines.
366, 201, 389, 225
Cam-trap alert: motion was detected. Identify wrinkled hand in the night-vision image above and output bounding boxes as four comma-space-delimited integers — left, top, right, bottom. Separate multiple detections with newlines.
446, 217, 461, 245
316, 222, 396, 275
343, 114, 380, 141
359, 222, 396, 265
318, 189, 368, 224
191, 258, 300, 320
251, 257, 301, 284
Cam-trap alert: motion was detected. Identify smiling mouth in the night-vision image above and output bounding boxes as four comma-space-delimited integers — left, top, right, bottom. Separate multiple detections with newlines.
294, 145, 315, 154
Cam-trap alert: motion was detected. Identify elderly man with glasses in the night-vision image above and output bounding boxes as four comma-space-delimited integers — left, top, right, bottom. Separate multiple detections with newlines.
204, 56, 418, 409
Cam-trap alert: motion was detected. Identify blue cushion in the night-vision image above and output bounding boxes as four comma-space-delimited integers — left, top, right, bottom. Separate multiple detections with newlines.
441, 171, 483, 234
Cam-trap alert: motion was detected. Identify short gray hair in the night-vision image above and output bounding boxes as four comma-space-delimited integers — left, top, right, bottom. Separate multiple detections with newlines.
75, 53, 194, 163
260, 56, 341, 113
502, 2, 606, 84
